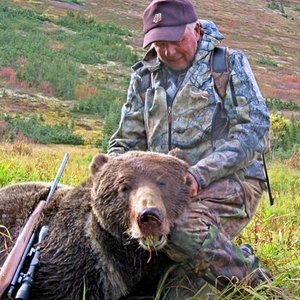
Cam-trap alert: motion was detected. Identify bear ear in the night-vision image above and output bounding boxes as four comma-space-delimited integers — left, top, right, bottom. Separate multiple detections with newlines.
89, 153, 109, 175
168, 148, 191, 164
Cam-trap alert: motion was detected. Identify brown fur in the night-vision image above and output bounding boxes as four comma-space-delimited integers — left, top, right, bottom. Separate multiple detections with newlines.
0, 151, 192, 300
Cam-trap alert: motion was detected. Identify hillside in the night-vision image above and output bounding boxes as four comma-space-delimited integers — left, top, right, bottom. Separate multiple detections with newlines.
13, 0, 300, 103
0, 0, 300, 147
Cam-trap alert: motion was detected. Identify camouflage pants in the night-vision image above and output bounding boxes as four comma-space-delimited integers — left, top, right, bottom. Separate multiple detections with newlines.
163, 175, 270, 298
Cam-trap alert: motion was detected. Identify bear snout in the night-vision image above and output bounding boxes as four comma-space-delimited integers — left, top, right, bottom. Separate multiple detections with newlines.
128, 183, 170, 250
138, 207, 163, 235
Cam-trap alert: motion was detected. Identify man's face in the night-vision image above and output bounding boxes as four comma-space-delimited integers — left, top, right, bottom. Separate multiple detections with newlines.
153, 23, 201, 72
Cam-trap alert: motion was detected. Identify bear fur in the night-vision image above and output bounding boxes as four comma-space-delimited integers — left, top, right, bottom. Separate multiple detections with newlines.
0, 151, 192, 300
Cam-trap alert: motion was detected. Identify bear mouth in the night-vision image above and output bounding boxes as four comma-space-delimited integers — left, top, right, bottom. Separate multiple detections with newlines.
139, 234, 167, 251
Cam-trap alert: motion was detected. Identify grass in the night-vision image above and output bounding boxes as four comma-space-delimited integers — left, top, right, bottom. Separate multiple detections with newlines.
256, 56, 278, 67
266, 98, 300, 111
0, 143, 299, 299
56, 0, 83, 4
0, 3, 137, 99
0, 143, 98, 186
1, 114, 84, 145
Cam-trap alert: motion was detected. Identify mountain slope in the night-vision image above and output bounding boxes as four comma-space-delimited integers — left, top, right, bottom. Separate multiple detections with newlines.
9, 0, 300, 103
1, 0, 299, 146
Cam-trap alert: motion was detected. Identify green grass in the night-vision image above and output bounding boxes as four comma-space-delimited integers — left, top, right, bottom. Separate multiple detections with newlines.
266, 98, 300, 111
0, 144, 299, 299
54, 12, 138, 66
1, 114, 84, 145
256, 56, 278, 67
235, 160, 300, 299
267, 2, 281, 11
70, 88, 124, 151
0, 144, 97, 186
0, 3, 137, 99
270, 45, 282, 55
57, 0, 83, 4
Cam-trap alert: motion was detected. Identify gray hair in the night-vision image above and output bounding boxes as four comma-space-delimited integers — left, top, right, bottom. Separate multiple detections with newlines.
186, 20, 200, 31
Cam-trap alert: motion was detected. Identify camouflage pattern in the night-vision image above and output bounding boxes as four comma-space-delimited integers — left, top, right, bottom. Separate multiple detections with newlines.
108, 20, 271, 293
162, 177, 271, 295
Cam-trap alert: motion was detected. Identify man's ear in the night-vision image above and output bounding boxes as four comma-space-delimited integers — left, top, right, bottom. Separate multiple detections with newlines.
89, 153, 109, 175
195, 21, 201, 41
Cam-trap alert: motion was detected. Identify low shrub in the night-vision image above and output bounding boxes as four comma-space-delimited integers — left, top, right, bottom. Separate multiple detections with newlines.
256, 56, 278, 67
0, 3, 137, 98
1, 115, 84, 145
266, 98, 300, 110
270, 113, 300, 157
71, 88, 124, 116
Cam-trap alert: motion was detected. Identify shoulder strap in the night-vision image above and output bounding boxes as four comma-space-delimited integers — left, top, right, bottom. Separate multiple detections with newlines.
212, 47, 274, 205
210, 47, 230, 146
211, 47, 238, 106
212, 46, 228, 73
211, 47, 230, 100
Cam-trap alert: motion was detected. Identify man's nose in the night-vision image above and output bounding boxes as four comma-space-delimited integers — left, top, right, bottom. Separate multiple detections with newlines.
164, 43, 177, 57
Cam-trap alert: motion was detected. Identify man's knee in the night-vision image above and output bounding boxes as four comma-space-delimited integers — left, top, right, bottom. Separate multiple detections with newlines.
200, 176, 264, 239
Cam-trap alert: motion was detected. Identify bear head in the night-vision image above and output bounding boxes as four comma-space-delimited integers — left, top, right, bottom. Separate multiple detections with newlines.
90, 151, 193, 251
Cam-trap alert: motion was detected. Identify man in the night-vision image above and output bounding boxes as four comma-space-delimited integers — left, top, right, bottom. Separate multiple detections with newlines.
108, 0, 271, 296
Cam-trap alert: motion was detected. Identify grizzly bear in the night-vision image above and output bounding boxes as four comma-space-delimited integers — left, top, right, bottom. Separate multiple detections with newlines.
0, 151, 192, 300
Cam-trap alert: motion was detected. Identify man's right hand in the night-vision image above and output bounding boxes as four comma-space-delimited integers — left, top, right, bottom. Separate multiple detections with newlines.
185, 172, 199, 197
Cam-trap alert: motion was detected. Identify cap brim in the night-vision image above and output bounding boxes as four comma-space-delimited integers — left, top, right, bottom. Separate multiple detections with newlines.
143, 24, 186, 49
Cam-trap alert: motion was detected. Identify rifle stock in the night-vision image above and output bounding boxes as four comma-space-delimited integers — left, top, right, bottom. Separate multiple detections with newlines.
0, 153, 69, 299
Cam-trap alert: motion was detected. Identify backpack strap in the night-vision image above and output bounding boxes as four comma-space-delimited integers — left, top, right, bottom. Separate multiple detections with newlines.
211, 46, 229, 73
211, 47, 274, 205
210, 47, 230, 146
211, 47, 230, 100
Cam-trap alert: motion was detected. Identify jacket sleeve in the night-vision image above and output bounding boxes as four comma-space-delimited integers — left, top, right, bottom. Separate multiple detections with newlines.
188, 50, 270, 189
107, 72, 147, 155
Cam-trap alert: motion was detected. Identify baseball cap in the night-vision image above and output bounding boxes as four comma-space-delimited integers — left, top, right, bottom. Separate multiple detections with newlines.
143, 0, 198, 48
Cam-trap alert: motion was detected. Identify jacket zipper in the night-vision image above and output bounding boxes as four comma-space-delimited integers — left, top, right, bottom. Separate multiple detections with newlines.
168, 105, 172, 151
166, 76, 185, 152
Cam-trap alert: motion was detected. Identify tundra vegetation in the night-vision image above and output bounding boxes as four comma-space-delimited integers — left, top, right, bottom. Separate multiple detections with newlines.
0, 1, 299, 299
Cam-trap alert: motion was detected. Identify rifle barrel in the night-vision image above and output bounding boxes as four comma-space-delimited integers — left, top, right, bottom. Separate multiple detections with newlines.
46, 153, 69, 204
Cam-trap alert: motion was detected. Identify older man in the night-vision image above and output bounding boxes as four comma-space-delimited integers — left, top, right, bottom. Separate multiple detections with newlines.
108, 0, 271, 296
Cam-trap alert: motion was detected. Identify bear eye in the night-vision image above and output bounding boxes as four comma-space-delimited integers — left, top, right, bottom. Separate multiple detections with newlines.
157, 180, 166, 187
119, 185, 130, 193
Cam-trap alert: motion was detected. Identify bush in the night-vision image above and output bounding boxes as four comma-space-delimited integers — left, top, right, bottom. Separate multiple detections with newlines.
2, 115, 84, 145
270, 113, 300, 157
266, 98, 300, 111
0, 3, 137, 98
71, 88, 124, 116
96, 100, 123, 151
256, 56, 278, 67
54, 15, 138, 65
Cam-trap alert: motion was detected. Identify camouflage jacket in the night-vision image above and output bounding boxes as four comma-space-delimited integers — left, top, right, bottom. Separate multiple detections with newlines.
108, 20, 270, 190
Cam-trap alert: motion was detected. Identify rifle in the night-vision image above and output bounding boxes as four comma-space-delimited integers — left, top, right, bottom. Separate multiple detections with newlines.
0, 153, 69, 299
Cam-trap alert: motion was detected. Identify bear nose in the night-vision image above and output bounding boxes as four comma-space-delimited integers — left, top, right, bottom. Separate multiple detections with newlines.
138, 208, 163, 229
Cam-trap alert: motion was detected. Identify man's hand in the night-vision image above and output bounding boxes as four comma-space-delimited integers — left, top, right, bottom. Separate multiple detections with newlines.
185, 172, 199, 197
